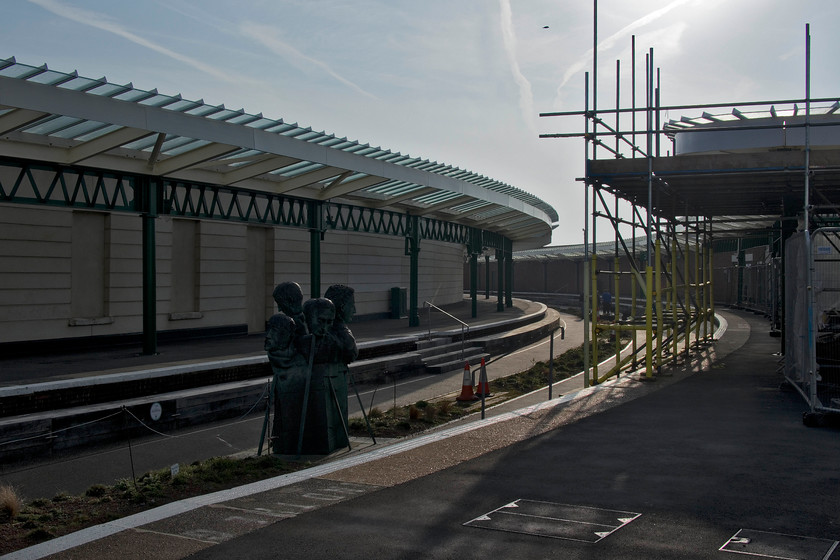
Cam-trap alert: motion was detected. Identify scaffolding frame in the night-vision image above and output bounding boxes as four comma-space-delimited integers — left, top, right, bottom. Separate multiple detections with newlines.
540, 18, 840, 410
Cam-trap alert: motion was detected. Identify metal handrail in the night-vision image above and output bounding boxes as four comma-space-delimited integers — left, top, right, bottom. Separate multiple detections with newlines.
423, 301, 469, 360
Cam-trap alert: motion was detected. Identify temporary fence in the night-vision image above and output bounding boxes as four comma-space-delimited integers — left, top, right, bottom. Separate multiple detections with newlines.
785, 228, 840, 421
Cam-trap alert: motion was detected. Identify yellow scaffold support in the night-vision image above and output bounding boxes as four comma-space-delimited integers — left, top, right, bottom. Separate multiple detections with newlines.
583, 222, 716, 386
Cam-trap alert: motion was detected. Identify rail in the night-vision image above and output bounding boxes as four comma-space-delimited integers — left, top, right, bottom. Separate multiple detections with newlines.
423, 301, 469, 360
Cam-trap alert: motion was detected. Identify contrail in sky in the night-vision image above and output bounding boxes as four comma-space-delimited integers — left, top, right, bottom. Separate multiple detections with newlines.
242, 22, 379, 101
556, 0, 693, 94
27, 0, 237, 84
499, 0, 536, 132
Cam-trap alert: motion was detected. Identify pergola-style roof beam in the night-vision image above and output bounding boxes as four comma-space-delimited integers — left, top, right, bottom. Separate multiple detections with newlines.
147, 133, 166, 168
272, 166, 346, 194
220, 154, 299, 185
0, 109, 46, 134
151, 143, 240, 176
493, 216, 537, 235
318, 174, 387, 200
413, 194, 474, 216
464, 207, 518, 225
371, 186, 437, 209
0, 107, 47, 135
66, 127, 155, 164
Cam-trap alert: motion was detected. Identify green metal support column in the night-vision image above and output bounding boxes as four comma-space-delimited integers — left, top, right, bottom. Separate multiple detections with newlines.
736, 237, 744, 307
141, 177, 158, 355
504, 238, 513, 308
470, 251, 478, 318
469, 229, 481, 318
309, 200, 322, 298
496, 249, 504, 312
407, 214, 420, 327
485, 254, 490, 299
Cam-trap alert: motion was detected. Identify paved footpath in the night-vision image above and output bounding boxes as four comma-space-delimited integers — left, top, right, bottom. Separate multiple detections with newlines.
8, 309, 840, 560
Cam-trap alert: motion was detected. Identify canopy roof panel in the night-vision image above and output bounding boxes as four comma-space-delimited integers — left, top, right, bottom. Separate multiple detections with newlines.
0, 56, 557, 244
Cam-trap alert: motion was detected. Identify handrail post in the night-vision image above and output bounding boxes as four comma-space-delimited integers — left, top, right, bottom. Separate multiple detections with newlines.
423, 300, 470, 356
426, 302, 432, 341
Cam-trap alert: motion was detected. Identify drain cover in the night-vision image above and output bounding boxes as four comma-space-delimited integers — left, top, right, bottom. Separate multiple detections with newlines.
464, 499, 640, 543
721, 529, 839, 559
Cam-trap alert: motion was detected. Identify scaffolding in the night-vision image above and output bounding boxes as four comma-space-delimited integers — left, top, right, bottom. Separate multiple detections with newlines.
540, 17, 840, 422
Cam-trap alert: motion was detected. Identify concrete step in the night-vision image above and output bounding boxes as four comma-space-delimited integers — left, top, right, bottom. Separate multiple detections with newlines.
421, 345, 481, 367
416, 341, 480, 359
424, 352, 490, 375
348, 352, 424, 384
414, 338, 452, 352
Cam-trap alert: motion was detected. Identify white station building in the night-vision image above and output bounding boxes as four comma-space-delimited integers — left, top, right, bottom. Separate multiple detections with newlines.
0, 57, 557, 355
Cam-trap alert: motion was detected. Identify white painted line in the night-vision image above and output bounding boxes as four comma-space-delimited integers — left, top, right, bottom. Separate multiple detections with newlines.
720, 528, 840, 560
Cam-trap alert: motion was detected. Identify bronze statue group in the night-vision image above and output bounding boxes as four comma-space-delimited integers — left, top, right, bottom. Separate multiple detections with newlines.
263, 282, 369, 456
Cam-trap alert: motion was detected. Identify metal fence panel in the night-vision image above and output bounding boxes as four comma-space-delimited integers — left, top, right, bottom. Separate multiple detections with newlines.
785, 230, 840, 415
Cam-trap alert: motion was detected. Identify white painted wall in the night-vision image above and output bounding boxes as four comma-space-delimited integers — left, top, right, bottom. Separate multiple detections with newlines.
0, 205, 466, 344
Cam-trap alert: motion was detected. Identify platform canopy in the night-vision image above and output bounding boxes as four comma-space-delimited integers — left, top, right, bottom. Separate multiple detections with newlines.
0, 57, 557, 245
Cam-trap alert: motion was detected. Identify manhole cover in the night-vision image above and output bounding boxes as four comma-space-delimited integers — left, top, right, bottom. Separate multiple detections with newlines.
464, 499, 640, 543
721, 529, 839, 559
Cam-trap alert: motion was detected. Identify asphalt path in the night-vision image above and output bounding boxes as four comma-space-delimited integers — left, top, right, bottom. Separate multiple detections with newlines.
184, 311, 840, 560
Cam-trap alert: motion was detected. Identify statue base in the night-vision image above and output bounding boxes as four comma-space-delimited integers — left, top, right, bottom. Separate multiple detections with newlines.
272, 364, 349, 455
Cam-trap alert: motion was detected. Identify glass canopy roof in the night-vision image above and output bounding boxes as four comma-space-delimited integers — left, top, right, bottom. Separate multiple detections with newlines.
0, 56, 557, 244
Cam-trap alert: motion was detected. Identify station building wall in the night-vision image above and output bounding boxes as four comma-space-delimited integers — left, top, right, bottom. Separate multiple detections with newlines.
0, 204, 465, 345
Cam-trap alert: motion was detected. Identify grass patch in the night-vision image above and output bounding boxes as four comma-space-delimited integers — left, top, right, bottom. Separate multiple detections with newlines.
0, 455, 303, 555
0, 485, 22, 522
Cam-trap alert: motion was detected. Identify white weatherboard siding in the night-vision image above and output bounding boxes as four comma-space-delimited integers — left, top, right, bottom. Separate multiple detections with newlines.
0, 205, 465, 344
0, 205, 72, 341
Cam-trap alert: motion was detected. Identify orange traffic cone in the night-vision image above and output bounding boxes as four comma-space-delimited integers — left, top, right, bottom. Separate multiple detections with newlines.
475, 358, 492, 398
456, 362, 479, 402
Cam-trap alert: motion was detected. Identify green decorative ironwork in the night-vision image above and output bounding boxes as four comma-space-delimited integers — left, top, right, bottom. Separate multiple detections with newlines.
164, 181, 311, 228
420, 218, 470, 245
327, 202, 408, 237
0, 156, 512, 251
0, 158, 136, 212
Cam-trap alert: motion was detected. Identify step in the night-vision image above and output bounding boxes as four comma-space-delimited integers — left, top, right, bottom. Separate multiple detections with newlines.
348, 352, 424, 384
415, 338, 453, 352
421, 345, 482, 367
425, 352, 490, 375
416, 341, 481, 360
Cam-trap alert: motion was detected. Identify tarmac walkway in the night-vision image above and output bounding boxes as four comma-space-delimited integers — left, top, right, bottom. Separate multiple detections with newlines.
6, 309, 839, 560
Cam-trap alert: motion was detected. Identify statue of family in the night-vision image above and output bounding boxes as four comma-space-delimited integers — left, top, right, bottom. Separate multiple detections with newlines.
264, 281, 360, 455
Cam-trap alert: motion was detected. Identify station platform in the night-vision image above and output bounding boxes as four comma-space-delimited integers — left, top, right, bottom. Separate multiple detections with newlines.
0, 296, 546, 388
0, 296, 563, 466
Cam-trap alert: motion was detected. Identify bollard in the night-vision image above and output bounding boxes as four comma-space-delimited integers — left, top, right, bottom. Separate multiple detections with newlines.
475, 358, 492, 398
548, 330, 555, 400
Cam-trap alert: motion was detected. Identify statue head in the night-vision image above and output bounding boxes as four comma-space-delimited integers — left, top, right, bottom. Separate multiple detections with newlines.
272, 282, 303, 316
265, 312, 296, 350
303, 297, 335, 337
324, 284, 356, 324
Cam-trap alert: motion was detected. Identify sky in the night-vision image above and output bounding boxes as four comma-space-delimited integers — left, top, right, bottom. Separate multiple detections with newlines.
2, 0, 840, 245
